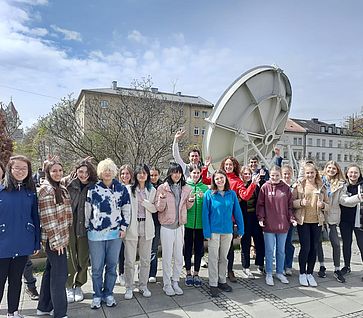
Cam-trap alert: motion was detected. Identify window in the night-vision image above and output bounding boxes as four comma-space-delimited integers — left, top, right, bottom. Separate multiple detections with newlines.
337, 154, 341, 162
201, 128, 206, 136
322, 153, 326, 161
328, 127, 333, 133
344, 142, 348, 149
293, 137, 298, 145
316, 139, 321, 147
308, 138, 313, 146
298, 137, 303, 146
322, 139, 326, 147
320, 126, 325, 133
337, 140, 342, 148
350, 155, 353, 162
344, 154, 348, 162
194, 110, 200, 117
329, 140, 333, 147
297, 152, 302, 160
100, 100, 109, 108
316, 152, 320, 160
308, 152, 312, 158
202, 111, 208, 118
329, 153, 333, 160
194, 127, 199, 136
336, 128, 341, 134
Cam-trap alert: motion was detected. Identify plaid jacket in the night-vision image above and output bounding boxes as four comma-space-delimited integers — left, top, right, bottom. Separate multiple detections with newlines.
38, 180, 73, 250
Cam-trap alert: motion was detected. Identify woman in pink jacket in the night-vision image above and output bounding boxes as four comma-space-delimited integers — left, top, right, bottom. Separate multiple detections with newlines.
155, 163, 195, 296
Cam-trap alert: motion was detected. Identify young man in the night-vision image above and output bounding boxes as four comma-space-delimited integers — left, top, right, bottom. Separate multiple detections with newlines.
249, 156, 269, 181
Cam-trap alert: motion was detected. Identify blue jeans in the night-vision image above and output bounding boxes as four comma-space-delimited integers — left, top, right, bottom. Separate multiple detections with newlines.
264, 232, 287, 275
284, 226, 295, 269
89, 238, 122, 299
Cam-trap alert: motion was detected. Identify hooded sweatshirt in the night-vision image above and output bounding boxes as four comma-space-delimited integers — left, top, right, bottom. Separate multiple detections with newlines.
256, 180, 294, 233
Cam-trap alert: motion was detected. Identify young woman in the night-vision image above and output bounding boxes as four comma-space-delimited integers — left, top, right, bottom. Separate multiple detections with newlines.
239, 165, 264, 279
318, 161, 350, 283
220, 156, 260, 281
184, 164, 209, 287
292, 163, 329, 287
117, 164, 133, 286
155, 163, 195, 296
37, 160, 72, 318
124, 164, 157, 299
85, 158, 130, 309
63, 159, 97, 303
281, 164, 295, 276
149, 167, 163, 283
256, 166, 296, 286
339, 164, 363, 279
202, 170, 244, 297
0, 156, 40, 318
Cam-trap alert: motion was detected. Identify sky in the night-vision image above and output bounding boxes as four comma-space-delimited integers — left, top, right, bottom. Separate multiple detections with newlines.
1, 0, 363, 129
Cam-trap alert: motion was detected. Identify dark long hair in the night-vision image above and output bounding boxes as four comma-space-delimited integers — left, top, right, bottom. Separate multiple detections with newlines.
131, 164, 152, 196
164, 162, 186, 187
3, 155, 35, 192
75, 159, 98, 183
44, 160, 64, 204
211, 169, 230, 192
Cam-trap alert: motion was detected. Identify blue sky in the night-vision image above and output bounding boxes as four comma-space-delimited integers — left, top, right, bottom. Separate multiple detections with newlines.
1, 0, 363, 128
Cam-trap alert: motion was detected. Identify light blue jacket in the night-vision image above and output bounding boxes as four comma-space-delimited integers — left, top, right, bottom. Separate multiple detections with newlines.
202, 189, 244, 239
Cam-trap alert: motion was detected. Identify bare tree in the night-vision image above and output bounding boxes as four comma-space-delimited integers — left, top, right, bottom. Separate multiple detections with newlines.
0, 111, 13, 165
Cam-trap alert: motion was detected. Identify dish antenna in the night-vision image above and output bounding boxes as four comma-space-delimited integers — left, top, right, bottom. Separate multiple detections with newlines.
203, 65, 292, 171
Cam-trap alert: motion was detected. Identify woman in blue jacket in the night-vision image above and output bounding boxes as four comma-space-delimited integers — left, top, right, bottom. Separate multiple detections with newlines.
202, 169, 244, 297
0, 155, 41, 318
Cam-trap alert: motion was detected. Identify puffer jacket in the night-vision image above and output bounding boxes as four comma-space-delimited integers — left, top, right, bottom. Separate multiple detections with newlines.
185, 179, 209, 229
155, 182, 194, 225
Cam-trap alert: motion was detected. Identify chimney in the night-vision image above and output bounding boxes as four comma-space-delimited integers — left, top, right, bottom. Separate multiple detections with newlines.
176, 91, 181, 96
151, 87, 158, 93
311, 118, 319, 123
112, 81, 117, 90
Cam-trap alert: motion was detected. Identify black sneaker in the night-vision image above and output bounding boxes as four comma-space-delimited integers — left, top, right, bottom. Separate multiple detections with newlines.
218, 282, 232, 292
210, 286, 220, 297
334, 270, 346, 283
318, 266, 327, 278
25, 286, 39, 300
340, 266, 351, 276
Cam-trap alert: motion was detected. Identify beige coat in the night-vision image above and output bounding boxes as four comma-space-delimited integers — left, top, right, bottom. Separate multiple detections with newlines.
124, 185, 157, 241
292, 181, 329, 226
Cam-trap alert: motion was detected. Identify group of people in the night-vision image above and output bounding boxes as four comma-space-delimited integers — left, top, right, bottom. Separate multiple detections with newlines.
1, 130, 363, 318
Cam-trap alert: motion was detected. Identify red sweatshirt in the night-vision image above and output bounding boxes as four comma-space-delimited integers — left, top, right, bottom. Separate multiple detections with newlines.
256, 180, 294, 233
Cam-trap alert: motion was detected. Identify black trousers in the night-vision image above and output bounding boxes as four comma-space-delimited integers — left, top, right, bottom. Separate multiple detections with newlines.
184, 228, 204, 272
118, 241, 125, 275
340, 221, 363, 267
0, 255, 28, 314
23, 257, 37, 288
240, 212, 265, 268
37, 242, 68, 318
297, 223, 320, 274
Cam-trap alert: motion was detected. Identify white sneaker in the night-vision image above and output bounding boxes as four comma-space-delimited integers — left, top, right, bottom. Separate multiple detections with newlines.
66, 288, 74, 303
265, 274, 274, 286
90, 297, 101, 309
285, 268, 293, 276
74, 286, 84, 302
172, 281, 183, 295
118, 273, 126, 286
103, 295, 117, 307
139, 287, 151, 297
306, 274, 318, 287
276, 273, 289, 284
243, 268, 255, 279
299, 274, 308, 286
124, 288, 133, 300
148, 276, 157, 283
163, 284, 175, 296
7, 311, 24, 318
36, 309, 54, 316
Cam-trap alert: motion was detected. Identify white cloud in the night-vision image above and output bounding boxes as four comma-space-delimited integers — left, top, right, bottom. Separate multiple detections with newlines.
127, 30, 148, 45
13, 0, 48, 5
50, 25, 82, 41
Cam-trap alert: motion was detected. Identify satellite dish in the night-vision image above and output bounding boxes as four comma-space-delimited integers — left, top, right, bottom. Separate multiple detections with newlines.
203, 65, 292, 171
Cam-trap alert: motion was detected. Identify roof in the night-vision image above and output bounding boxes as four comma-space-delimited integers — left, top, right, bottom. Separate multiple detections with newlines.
284, 118, 306, 133
78, 86, 214, 107
291, 118, 351, 135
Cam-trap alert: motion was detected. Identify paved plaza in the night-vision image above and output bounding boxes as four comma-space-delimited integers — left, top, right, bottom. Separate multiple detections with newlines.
1, 242, 363, 318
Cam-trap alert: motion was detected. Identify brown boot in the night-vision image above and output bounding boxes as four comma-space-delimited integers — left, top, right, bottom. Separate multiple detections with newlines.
228, 271, 237, 283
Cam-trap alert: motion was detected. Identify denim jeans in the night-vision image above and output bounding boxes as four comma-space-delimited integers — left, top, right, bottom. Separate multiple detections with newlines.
89, 238, 122, 299
284, 226, 295, 269
263, 232, 287, 275
38, 242, 68, 318
149, 223, 160, 278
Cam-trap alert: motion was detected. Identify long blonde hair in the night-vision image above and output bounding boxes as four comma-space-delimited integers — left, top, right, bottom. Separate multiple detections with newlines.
323, 160, 345, 191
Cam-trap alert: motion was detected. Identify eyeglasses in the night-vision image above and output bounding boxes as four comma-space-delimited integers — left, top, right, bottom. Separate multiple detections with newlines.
12, 167, 28, 172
